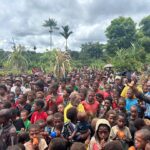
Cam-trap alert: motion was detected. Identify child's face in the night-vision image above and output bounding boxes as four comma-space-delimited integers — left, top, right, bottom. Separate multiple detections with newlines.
117, 116, 125, 128
29, 128, 40, 139
98, 125, 110, 141
127, 90, 133, 99
88, 92, 95, 103
130, 107, 137, 118
104, 100, 110, 108
108, 114, 116, 126
58, 105, 64, 113
118, 101, 125, 109
134, 132, 146, 149
53, 118, 63, 129
34, 104, 40, 111
21, 112, 28, 121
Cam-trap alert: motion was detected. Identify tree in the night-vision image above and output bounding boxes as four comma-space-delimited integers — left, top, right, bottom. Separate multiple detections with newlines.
139, 15, 150, 37
105, 17, 136, 54
6, 45, 28, 72
60, 25, 73, 51
43, 18, 59, 50
138, 15, 150, 53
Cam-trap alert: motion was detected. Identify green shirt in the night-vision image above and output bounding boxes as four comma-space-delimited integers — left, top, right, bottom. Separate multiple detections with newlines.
24, 119, 31, 130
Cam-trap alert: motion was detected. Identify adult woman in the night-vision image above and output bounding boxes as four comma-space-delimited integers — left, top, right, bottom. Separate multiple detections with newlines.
88, 119, 111, 150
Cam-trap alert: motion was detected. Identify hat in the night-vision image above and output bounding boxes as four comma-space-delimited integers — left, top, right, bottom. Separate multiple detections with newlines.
115, 76, 121, 80
15, 77, 22, 82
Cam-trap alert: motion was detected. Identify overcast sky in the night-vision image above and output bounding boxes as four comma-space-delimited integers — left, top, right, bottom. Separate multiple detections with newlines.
0, 0, 150, 52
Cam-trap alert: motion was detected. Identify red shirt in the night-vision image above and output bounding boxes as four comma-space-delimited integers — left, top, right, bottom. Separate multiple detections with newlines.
31, 111, 48, 124
81, 100, 99, 114
46, 95, 63, 109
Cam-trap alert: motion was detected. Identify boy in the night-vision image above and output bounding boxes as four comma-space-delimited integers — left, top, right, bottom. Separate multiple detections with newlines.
0, 109, 17, 149
24, 124, 48, 150
20, 109, 31, 131
31, 100, 48, 124
125, 88, 138, 112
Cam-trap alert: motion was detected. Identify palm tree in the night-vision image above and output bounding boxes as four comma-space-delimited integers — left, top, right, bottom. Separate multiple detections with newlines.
60, 25, 73, 51
43, 18, 59, 50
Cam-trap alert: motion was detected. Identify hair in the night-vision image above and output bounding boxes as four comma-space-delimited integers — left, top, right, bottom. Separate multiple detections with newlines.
21, 109, 29, 115
35, 99, 45, 108
29, 124, 40, 131
18, 132, 30, 144
2, 101, 12, 109
7, 144, 25, 150
67, 107, 77, 121
0, 84, 7, 92
54, 112, 63, 122
47, 115, 54, 125
49, 137, 67, 150
134, 118, 145, 130
36, 91, 44, 98
104, 140, 123, 150
117, 112, 126, 120
70, 142, 86, 150
0, 108, 12, 120
106, 110, 117, 119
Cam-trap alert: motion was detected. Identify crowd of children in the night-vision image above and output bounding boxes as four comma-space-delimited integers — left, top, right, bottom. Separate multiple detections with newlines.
0, 68, 150, 150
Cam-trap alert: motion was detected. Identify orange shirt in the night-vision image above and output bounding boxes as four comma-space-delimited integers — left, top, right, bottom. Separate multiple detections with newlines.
81, 100, 99, 114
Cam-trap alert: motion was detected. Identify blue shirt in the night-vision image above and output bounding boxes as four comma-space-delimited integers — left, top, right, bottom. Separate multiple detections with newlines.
125, 98, 138, 112
145, 92, 150, 118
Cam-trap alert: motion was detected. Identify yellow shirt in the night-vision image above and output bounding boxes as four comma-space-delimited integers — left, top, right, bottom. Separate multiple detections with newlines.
64, 102, 85, 123
121, 85, 143, 98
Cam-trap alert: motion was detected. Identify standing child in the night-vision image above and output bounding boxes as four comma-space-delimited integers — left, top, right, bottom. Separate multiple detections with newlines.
109, 113, 132, 149
125, 88, 138, 113
31, 100, 48, 124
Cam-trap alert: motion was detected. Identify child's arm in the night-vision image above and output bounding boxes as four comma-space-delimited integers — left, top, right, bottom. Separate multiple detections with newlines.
68, 130, 77, 140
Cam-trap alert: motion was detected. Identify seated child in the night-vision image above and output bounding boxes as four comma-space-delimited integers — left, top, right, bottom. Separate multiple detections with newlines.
20, 109, 31, 131
68, 112, 90, 144
24, 124, 48, 150
31, 100, 48, 124
109, 113, 132, 149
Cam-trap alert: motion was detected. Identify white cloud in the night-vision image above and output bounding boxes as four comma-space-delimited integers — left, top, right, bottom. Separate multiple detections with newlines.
0, 0, 150, 52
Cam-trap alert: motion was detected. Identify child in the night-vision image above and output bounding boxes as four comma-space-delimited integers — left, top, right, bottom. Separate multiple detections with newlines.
127, 106, 138, 140
134, 128, 150, 150
109, 113, 132, 149
50, 112, 64, 138
0, 109, 17, 149
31, 100, 48, 124
125, 88, 138, 112
68, 112, 90, 144
99, 99, 111, 118
20, 109, 31, 131
57, 103, 64, 114
116, 98, 126, 114
24, 124, 48, 150
45, 115, 54, 134
106, 110, 117, 127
